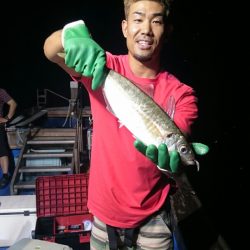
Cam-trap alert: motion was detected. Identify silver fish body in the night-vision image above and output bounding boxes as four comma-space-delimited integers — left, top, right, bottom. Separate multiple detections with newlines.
102, 70, 198, 168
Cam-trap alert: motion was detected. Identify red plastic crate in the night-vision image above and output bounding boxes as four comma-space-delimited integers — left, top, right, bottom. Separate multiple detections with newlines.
34, 174, 92, 248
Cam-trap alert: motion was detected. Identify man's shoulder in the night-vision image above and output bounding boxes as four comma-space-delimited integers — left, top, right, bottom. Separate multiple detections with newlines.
161, 71, 194, 90
106, 52, 126, 62
0, 88, 12, 102
0, 88, 7, 97
106, 52, 128, 73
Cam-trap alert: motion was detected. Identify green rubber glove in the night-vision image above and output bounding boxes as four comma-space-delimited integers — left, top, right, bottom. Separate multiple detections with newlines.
62, 20, 108, 90
134, 140, 180, 174
134, 139, 209, 174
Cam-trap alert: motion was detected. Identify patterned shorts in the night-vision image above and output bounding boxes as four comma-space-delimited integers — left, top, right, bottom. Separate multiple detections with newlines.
90, 209, 173, 250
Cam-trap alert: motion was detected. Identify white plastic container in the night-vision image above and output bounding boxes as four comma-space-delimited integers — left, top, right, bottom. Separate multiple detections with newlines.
0, 195, 37, 247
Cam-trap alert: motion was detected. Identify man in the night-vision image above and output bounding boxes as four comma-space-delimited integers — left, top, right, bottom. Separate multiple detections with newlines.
0, 88, 17, 188
43, 1, 208, 249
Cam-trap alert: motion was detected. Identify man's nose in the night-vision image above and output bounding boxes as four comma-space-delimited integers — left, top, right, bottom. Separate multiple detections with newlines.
141, 21, 153, 35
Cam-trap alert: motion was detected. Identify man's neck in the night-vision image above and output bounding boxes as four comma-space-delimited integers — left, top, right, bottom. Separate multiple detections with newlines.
128, 54, 161, 79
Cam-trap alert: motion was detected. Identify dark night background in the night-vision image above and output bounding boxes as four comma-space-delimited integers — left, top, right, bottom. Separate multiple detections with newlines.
1, 1, 247, 249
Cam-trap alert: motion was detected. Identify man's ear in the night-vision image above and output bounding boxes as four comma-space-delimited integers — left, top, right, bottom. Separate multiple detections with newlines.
121, 19, 128, 38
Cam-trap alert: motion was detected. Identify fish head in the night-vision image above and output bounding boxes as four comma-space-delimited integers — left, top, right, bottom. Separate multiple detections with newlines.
165, 133, 199, 170
176, 141, 197, 166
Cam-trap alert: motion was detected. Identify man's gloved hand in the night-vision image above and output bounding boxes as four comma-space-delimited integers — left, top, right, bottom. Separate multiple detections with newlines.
134, 139, 181, 174
134, 139, 209, 175
62, 20, 107, 90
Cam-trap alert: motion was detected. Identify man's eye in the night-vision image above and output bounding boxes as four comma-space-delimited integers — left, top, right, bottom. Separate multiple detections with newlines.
153, 20, 162, 24
134, 19, 142, 23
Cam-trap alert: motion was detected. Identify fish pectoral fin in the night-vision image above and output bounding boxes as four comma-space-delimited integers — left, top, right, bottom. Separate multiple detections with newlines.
191, 142, 209, 155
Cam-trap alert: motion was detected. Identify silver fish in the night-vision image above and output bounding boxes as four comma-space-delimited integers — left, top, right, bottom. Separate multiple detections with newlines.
102, 70, 199, 170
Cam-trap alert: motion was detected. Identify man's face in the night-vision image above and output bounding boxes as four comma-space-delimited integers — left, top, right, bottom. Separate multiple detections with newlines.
122, 1, 166, 63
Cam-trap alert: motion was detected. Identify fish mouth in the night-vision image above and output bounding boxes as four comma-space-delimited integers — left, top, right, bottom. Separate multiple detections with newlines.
195, 160, 200, 171
185, 160, 200, 171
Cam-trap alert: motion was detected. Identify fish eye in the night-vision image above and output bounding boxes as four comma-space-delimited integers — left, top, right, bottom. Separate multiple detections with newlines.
179, 145, 188, 154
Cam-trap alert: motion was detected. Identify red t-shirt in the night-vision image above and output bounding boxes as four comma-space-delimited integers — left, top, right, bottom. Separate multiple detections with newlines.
77, 53, 198, 228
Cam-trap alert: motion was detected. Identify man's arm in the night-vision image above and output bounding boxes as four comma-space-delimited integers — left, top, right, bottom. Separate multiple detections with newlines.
44, 20, 107, 90
5, 99, 17, 121
43, 30, 81, 77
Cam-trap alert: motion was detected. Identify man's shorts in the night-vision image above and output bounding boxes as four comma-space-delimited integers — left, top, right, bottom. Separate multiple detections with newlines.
0, 124, 9, 157
90, 208, 173, 250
